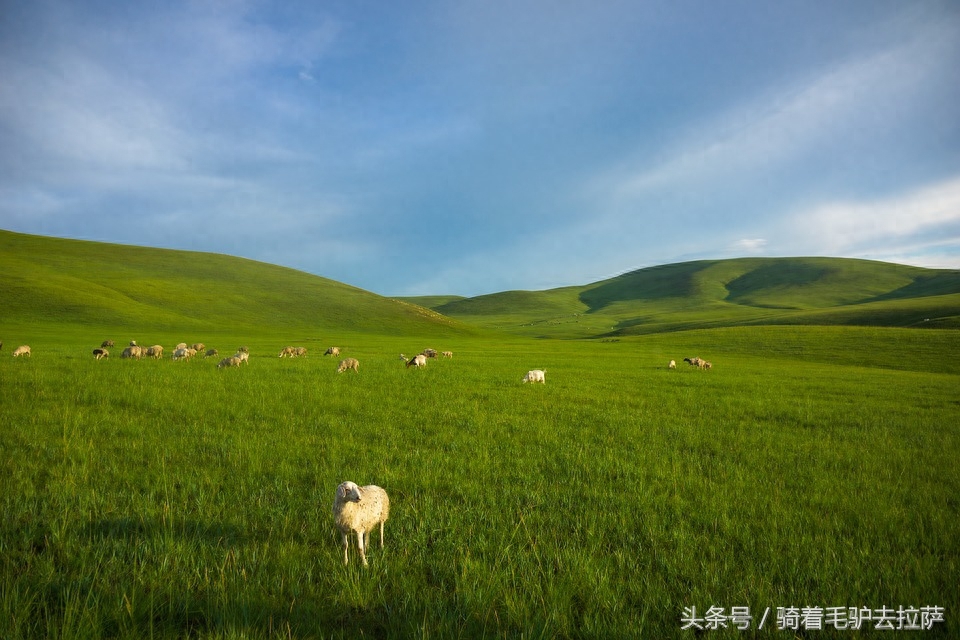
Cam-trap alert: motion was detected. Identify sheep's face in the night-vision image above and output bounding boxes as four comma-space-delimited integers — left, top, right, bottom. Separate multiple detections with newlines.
337, 482, 363, 503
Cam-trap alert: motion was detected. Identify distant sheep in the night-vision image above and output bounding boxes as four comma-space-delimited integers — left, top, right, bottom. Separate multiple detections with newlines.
324, 347, 340, 357
217, 356, 242, 369
422, 348, 438, 358
234, 350, 249, 365
146, 345, 164, 359
683, 357, 703, 367
699, 360, 712, 370
173, 347, 197, 361
175, 342, 188, 351
406, 354, 427, 368
205, 348, 219, 358
191, 343, 205, 353
337, 357, 360, 373
129, 340, 138, 347
294, 347, 307, 357
522, 369, 546, 384
668, 360, 676, 369
237, 346, 250, 354
13, 345, 31, 358
278, 346, 296, 358
332, 481, 390, 566
101, 340, 114, 348
442, 351, 453, 358
121, 345, 143, 360
92, 348, 109, 360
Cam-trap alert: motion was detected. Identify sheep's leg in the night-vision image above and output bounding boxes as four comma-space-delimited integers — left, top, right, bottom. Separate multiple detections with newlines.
356, 530, 368, 566
379, 521, 385, 548
341, 532, 350, 565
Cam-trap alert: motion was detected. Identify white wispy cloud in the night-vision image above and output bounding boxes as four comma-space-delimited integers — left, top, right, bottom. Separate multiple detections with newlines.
785, 176, 960, 262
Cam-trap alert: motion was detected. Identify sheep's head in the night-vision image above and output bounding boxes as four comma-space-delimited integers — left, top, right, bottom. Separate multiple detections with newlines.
336, 481, 363, 503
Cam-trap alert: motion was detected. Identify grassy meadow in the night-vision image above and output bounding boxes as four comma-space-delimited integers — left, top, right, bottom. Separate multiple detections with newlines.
1, 326, 958, 638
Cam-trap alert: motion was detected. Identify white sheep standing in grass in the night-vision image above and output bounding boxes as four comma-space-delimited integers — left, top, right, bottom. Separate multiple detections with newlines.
442, 351, 453, 358
325, 346, 340, 357
668, 360, 676, 369
13, 345, 31, 358
234, 350, 249, 365
522, 369, 546, 384
217, 356, 242, 369
406, 354, 427, 368
93, 348, 109, 360
337, 357, 360, 373
332, 481, 390, 566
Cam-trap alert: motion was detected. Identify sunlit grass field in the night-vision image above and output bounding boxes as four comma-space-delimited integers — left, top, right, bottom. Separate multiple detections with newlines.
2, 327, 958, 638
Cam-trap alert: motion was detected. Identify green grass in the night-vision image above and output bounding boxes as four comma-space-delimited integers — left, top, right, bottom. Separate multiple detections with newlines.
2, 231, 958, 637
1, 328, 958, 638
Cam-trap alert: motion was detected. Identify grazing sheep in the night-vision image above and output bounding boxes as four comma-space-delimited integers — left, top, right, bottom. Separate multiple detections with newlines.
294, 347, 307, 357
332, 481, 390, 566
205, 348, 219, 358
92, 348, 109, 360
175, 342, 188, 351
522, 369, 546, 384
146, 345, 164, 359
278, 346, 296, 358
217, 356, 242, 369
683, 357, 702, 367
129, 340, 138, 347
422, 348, 438, 358
121, 345, 143, 359
337, 357, 360, 373
173, 347, 197, 361
668, 360, 676, 369
406, 353, 427, 368
13, 345, 31, 358
237, 346, 250, 353
324, 347, 340, 357
192, 343, 205, 352
234, 350, 249, 365
699, 360, 712, 370
101, 340, 114, 348
442, 351, 453, 358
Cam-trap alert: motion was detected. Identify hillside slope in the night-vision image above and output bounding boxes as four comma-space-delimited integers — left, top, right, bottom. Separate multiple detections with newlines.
427, 257, 960, 337
0, 229, 472, 337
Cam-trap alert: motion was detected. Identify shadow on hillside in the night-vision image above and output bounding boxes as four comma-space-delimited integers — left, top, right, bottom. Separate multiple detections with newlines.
578, 261, 715, 312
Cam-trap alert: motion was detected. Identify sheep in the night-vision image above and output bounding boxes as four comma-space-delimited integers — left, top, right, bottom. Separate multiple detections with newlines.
278, 346, 296, 358
324, 346, 340, 357
237, 345, 250, 354
699, 360, 712, 370
205, 348, 219, 358
422, 348, 438, 358
13, 345, 31, 358
294, 347, 307, 358
668, 360, 676, 369
121, 345, 143, 359
129, 340, 138, 347
683, 357, 702, 367
192, 343, 205, 352
522, 369, 546, 384
92, 348, 109, 360
175, 342, 188, 351
217, 355, 242, 369
234, 350, 249, 365
173, 347, 197, 361
337, 357, 360, 373
332, 481, 390, 566
442, 351, 453, 359
146, 345, 164, 359
101, 340, 114, 348
406, 353, 427, 368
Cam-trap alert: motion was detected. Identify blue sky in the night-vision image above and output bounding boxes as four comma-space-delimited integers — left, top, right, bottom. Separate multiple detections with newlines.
1, 0, 958, 296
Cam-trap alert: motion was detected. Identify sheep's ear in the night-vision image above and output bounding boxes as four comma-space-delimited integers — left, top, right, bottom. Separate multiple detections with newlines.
337, 484, 346, 499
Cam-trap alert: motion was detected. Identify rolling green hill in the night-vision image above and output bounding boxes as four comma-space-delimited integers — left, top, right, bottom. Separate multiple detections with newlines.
425, 257, 960, 337
0, 229, 473, 337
